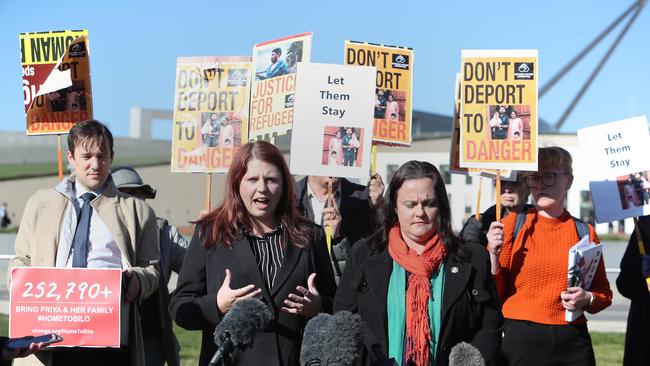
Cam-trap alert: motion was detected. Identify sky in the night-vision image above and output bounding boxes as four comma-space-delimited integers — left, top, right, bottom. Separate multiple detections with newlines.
1, 0, 648, 140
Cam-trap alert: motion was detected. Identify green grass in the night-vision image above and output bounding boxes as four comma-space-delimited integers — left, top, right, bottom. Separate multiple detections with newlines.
0, 315, 626, 365
0, 156, 169, 181
174, 325, 202, 366
592, 332, 625, 366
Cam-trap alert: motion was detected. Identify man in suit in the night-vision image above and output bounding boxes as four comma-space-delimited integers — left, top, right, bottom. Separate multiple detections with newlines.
295, 173, 384, 281
9, 120, 160, 366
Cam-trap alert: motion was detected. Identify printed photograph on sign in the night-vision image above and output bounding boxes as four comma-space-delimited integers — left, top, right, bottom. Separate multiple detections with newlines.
200, 112, 242, 148
487, 105, 531, 141
375, 88, 405, 122
616, 170, 650, 209
255, 41, 303, 80
321, 126, 365, 167
250, 33, 312, 141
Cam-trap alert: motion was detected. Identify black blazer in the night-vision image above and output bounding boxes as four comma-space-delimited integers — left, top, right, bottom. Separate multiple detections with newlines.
334, 231, 503, 366
169, 225, 336, 366
616, 216, 650, 366
294, 177, 379, 246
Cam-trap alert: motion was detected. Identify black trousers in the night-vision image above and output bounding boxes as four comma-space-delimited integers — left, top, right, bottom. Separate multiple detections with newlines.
501, 319, 596, 366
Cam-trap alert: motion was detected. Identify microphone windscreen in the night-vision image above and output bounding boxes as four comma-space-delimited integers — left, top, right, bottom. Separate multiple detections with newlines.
321, 311, 362, 366
448, 342, 486, 366
214, 298, 272, 348
300, 313, 332, 366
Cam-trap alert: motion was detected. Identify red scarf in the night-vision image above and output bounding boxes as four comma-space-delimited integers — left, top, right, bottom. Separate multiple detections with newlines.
387, 224, 447, 366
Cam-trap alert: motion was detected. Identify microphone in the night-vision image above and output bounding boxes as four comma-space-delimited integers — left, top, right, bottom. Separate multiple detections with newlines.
321, 311, 361, 365
300, 313, 332, 366
448, 342, 486, 366
300, 311, 362, 366
209, 298, 272, 366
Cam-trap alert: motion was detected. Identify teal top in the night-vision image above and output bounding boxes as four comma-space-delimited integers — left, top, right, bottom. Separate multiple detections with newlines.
387, 259, 445, 365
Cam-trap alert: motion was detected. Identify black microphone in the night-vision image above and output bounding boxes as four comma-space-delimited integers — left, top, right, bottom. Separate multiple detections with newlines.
321, 311, 361, 365
300, 311, 362, 366
209, 298, 272, 366
448, 342, 486, 366
300, 313, 332, 366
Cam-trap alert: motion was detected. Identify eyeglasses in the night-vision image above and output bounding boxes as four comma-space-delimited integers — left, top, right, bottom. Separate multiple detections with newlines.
524, 172, 569, 188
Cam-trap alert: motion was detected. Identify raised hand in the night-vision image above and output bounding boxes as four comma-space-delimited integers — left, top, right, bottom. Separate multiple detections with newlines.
216, 269, 262, 314
281, 273, 322, 317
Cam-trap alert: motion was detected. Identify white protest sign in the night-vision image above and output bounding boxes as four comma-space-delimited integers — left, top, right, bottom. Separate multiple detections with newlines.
577, 116, 650, 222
290, 63, 375, 179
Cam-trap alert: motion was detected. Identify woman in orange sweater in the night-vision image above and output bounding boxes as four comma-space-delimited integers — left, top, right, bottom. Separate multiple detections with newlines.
487, 146, 612, 366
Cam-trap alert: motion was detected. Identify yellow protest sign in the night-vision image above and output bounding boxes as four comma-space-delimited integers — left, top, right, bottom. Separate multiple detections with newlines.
344, 41, 413, 146
459, 50, 538, 171
171, 56, 252, 173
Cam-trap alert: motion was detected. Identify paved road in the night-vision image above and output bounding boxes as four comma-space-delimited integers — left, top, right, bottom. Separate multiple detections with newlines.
0, 234, 634, 332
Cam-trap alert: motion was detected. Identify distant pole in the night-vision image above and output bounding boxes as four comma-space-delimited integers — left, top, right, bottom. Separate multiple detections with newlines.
204, 173, 212, 211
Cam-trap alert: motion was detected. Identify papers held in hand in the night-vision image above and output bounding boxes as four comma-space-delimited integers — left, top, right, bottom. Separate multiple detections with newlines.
565, 235, 603, 322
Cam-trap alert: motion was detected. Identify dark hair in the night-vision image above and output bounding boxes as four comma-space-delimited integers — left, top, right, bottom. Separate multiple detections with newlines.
373, 160, 467, 260
272, 48, 282, 55
68, 120, 114, 158
198, 141, 311, 249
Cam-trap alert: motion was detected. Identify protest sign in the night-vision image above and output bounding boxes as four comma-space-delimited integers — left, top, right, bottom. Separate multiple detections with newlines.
577, 116, 650, 222
344, 41, 413, 145
289, 63, 375, 179
249, 32, 312, 141
21, 30, 92, 135
459, 50, 538, 171
450, 73, 468, 175
171, 56, 252, 173
451, 73, 515, 181
10, 268, 121, 347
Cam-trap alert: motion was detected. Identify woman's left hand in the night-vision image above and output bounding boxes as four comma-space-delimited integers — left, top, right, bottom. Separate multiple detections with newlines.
560, 287, 592, 311
281, 273, 321, 317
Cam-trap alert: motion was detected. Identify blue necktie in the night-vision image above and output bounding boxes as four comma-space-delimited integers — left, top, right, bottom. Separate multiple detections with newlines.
72, 192, 96, 268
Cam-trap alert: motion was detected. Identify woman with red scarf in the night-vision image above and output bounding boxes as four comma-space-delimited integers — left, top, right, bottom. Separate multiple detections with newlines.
334, 161, 502, 365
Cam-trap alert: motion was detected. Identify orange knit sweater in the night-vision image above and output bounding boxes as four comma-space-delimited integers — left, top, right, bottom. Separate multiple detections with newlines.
493, 209, 612, 325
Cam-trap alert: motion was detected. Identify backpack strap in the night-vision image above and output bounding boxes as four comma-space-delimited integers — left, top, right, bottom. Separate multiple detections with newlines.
514, 211, 591, 243
572, 216, 590, 240
513, 212, 527, 242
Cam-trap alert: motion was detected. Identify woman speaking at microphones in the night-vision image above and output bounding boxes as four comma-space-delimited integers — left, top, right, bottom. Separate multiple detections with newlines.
170, 141, 336, 366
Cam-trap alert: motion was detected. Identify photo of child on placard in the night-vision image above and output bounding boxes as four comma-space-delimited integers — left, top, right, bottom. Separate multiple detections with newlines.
200, 112, 243, 148
617, 170, 650, 209
321, 126, 364, 167
487, 105, 531, 141
374, 88, 406, 122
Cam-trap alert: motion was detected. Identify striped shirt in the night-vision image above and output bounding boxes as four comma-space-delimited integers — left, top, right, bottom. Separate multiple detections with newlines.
246, 226, 285, 290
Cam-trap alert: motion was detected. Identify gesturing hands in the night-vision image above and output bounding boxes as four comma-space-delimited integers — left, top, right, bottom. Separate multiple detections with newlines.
281, 273, 322, 318
216, 269, 262, 314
